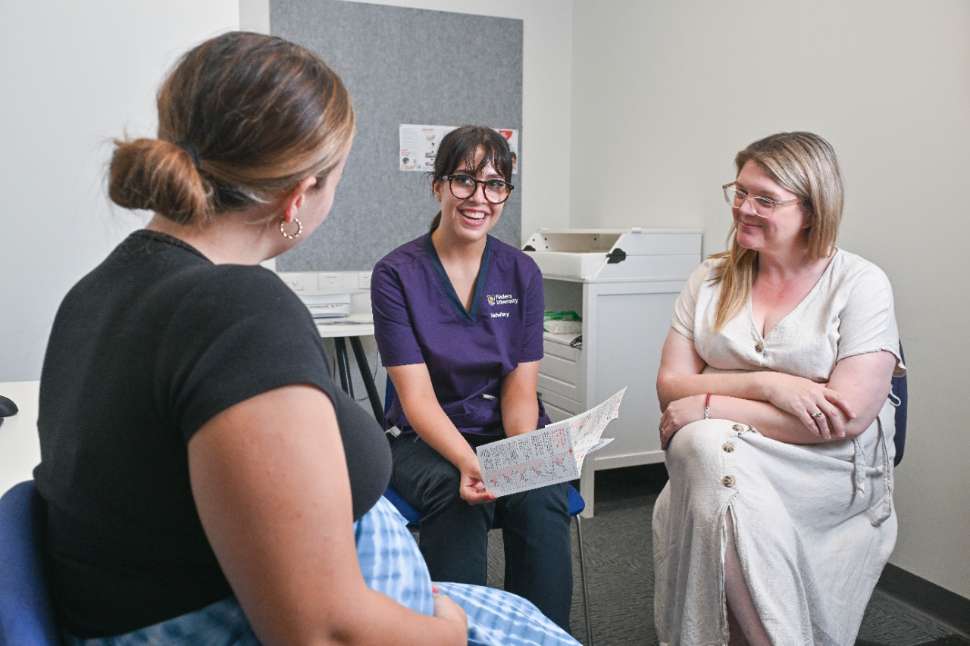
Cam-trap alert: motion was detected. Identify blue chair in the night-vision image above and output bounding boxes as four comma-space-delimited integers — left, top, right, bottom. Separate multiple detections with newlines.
384, 380, 595, 642
891, 343, 908, 466
0, 481, 61, 646
385, 484, 595, 646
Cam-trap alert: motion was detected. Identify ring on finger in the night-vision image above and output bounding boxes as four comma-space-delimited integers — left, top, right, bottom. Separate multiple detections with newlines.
810, 411, 824, 420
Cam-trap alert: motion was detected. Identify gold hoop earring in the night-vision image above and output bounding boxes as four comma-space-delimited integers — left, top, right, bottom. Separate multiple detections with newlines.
279, 217, 303, 240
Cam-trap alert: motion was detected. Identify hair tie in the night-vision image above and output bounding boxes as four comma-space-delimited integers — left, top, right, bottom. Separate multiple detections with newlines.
175, 140, 201, 168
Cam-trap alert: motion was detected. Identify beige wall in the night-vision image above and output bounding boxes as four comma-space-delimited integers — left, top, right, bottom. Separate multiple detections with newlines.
570, 0, 970, 598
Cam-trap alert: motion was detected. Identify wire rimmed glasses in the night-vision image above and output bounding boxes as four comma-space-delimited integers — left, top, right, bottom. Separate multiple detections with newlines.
722, 182, 801, 216
444, 174, 514, 205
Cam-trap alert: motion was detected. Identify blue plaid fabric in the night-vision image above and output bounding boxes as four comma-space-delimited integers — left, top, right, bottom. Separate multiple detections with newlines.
66, 497, 578, 646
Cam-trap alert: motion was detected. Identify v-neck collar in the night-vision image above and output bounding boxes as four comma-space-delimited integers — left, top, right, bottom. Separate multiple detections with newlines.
748, 248, 841, 341
425, 233, 493, 322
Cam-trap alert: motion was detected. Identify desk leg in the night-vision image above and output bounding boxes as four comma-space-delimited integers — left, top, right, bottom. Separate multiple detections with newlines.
334, 337, 354, 398
349, 337, 385, 426
580, 461, 595, 518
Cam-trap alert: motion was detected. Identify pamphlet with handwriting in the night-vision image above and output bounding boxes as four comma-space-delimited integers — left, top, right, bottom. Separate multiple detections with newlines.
477, 388, 626, 497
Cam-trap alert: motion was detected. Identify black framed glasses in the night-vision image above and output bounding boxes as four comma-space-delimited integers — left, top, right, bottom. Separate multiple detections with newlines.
444, 174, 514, 204
722, 182, 800, 216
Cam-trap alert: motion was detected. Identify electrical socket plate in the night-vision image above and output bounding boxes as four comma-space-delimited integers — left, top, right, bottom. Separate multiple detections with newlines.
278, 272, 317, 294
278, 271, 374, 294
317, 272, 358, 292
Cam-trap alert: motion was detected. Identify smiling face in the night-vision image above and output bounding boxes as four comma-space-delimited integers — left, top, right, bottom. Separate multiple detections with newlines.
732, 160, 809, 254
432, 146, 507, 245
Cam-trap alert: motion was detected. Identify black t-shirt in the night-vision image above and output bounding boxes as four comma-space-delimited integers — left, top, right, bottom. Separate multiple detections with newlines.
34, 230, 391, 638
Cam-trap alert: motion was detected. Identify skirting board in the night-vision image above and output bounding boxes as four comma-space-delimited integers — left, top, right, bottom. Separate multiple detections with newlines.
878, 563, 970, 635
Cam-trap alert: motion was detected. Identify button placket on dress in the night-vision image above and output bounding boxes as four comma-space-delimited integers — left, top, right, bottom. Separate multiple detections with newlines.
720, 421, 760, 491
721, 428, 740, 491
745, 298, 770, 363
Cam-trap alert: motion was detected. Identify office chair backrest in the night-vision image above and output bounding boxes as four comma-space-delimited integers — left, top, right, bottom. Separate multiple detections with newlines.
0, 481, 61, 646
383, 486, 422, 525
891, 343, 907, 466
383, 377, 399, 430
384, 483, 587, 527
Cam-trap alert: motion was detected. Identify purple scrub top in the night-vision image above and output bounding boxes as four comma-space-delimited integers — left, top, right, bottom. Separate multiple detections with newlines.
371, 233, 550, 436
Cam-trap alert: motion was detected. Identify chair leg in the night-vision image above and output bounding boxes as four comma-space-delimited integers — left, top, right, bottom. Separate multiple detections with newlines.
574, 514, 594, 646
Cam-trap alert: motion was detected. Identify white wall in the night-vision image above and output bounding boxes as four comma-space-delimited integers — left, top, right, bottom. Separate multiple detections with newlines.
0, 1, 240, 382
570, 0, 970, 599
0, 0, 569, 379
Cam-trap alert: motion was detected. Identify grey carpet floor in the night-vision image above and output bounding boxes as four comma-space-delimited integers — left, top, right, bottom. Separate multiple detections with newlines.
481, 465, 967, 646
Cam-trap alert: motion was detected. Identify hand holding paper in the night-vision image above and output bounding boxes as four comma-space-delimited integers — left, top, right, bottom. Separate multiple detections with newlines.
476, 388, 626, 498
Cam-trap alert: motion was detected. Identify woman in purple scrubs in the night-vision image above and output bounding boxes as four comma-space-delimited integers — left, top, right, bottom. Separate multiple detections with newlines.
371, 126, 573, 630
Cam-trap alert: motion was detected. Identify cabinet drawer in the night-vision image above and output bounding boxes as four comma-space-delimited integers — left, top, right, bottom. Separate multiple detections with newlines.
538, 372, 582, 403
538, 388, 582, 417
543, 337, 580, 362
543, 401, 575, 423
540, 352, 580, 386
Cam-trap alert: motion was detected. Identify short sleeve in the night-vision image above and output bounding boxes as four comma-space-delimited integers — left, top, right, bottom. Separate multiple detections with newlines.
836, 264, 905, 375
519, 260, 545, 363
671, 261, 711, 340
370, 261, 425, 367
158, 267, 336, 442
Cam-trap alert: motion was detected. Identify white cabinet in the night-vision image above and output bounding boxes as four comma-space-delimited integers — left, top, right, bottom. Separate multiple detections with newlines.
524, 229, 702, 516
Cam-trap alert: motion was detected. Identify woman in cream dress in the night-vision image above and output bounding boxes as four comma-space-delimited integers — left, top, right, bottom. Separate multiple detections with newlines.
653, 132, 904, 645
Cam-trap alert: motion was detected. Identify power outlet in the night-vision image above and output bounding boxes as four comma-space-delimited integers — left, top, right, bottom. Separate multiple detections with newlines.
278, 272, 318, 294
318, 272, 358, 293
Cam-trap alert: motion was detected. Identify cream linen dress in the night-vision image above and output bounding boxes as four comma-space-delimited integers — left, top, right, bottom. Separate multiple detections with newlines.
652, 249, 905, 646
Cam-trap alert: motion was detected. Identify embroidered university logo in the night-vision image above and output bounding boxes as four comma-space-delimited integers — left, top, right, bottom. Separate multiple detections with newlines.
486, 293, 519, 306
487, 292, 517, 319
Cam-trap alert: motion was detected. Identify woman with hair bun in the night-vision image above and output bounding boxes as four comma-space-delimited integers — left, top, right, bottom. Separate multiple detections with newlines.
653, 132, 905, 644
35, 32, 577, 646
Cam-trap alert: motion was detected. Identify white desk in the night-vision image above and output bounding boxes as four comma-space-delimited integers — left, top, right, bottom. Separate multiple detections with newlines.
0, 381, 40, 494
315, 314, 383, 424
315, 312, 375, 338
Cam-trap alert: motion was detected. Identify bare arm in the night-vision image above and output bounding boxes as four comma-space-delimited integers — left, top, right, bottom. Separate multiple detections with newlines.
656, 329, 766, 410
499, 360, 540, 437
659, 347, 896, 446
189, 385, 466, 646
702, 352, 894, 443
659, 393, 838, 447
387, 364, 494, 504
695, 396, 838, 445
657, 328, 856, 437
823, 351, 896, 437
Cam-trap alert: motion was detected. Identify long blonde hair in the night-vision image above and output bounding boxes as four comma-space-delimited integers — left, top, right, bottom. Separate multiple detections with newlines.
710, 131, 844, 330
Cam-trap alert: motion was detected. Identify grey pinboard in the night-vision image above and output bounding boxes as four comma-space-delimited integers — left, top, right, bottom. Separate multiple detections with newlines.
271, 0, 524, 271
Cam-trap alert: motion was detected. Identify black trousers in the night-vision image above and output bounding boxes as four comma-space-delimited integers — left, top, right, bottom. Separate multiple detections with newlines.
389, 432, 573, 631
